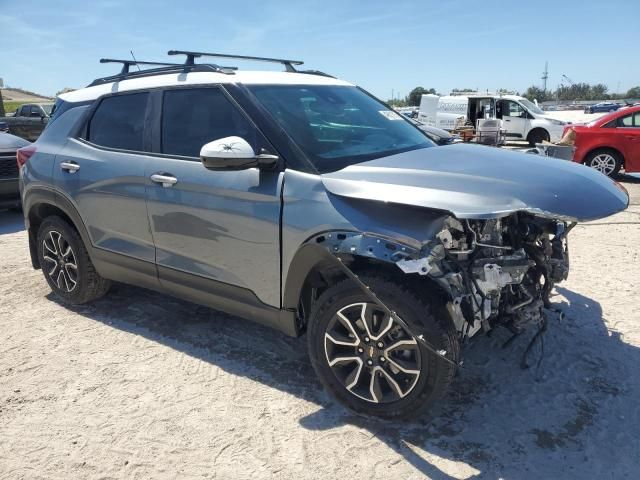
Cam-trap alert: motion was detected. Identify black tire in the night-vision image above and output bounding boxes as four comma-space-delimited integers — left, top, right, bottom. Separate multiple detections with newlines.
584, 149, 623, 177
527, 128, 550, 147
37, 216, 111, 304
307, 274, 459, 420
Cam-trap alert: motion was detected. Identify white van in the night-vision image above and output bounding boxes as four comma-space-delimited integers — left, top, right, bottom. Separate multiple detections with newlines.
418, 94, 568, 145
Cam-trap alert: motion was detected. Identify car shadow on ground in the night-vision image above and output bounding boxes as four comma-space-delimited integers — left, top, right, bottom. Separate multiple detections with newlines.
618, 173, 640, 185
48, 283, 638, 479
0, 209, 24, 235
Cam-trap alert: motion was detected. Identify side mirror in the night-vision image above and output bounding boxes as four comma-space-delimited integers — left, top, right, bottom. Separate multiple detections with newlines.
200, 136, 278, 171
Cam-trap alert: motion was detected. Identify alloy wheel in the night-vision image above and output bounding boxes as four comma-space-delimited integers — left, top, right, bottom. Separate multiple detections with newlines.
324, 302, 422, 403
590, 153, 616, 176
42, 230, 78, 293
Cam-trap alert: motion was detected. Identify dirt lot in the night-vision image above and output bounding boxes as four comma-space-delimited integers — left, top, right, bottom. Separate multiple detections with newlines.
1, 178, 639, 480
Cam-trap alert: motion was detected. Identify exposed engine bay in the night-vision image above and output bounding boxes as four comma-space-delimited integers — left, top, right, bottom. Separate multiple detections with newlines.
312, 212, 574, 348
396, 214, 574, 340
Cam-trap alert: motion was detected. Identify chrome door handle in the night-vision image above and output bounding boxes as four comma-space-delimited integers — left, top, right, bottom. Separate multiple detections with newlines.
150, 173, 178, 188
60, 161, 80, 173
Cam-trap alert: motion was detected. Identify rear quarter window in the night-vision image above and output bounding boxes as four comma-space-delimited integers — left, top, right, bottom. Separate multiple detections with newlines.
87, 92, 149, 151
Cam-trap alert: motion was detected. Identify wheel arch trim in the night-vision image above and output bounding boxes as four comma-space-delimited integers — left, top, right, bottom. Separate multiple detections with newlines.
282, 230, 421, 312
583, 145, 625, 166
24, 186, 93, 270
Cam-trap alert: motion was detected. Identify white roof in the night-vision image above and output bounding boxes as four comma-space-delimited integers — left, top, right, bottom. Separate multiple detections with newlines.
60, 70, 354, 103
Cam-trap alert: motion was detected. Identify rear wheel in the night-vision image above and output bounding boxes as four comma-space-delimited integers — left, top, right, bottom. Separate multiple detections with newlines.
585, 149, 622, 177
307, 274, 459, 419
37, 216, 111, 304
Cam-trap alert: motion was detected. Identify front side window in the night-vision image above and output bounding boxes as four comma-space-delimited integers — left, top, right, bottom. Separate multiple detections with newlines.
505, 101, 525, 118
88, 92, 149, 151
248, 85, 433, 173
161, 87, 257, 158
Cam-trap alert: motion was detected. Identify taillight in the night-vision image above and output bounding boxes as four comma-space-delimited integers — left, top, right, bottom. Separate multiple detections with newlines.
16, 145, 37, 169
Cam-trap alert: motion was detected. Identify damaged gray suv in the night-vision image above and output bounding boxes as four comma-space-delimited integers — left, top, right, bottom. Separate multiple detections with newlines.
20, 51, 628, 419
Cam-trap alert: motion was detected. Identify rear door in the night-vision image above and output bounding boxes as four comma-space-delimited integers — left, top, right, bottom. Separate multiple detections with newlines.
53, 91, 158, 282
144, 86, 283, 307
11, 106, 30, 139
615, 111, 640, 172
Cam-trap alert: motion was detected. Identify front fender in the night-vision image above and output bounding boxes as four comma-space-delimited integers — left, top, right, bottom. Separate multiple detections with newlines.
282, 230, 424, 311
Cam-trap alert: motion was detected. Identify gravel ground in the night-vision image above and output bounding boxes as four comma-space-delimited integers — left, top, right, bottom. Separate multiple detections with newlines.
1, 178, 639, 480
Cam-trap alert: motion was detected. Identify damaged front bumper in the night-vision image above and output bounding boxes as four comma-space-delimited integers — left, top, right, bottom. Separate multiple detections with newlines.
314, 212, 573, 343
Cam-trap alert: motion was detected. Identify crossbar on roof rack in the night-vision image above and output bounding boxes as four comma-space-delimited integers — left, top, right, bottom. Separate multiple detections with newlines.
167, 50, 304, 72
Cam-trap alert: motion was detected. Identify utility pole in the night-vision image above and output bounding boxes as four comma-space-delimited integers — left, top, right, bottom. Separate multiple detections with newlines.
541, 61, 548, 92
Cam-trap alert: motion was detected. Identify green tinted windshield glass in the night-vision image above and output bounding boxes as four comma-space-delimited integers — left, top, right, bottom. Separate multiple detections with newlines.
249, 85, 433, 172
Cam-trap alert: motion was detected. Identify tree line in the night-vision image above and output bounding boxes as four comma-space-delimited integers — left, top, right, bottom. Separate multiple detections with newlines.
523, 84, 640, 103
389, 85, 640, 107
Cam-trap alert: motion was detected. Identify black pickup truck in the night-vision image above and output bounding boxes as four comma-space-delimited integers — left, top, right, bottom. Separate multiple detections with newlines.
1, 103, 53, 141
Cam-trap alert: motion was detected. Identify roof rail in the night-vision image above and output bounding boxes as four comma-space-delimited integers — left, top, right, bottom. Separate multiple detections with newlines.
88, 58, 237, 87
99, 58, 180, 75
167, 50, 304, 72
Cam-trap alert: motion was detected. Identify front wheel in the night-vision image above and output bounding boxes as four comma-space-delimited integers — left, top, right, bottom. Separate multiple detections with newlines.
307, 274, 459, 419
527, 129, 550, 146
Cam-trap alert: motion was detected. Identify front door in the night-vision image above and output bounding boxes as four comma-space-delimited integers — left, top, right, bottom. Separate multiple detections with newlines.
144, 86, 283, 307
498, 100, 528, 139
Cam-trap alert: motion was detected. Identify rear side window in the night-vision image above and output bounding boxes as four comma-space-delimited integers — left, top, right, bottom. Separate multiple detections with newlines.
617, 112, 640, 127
161, 87, 256, 157
88, 93, 148, 151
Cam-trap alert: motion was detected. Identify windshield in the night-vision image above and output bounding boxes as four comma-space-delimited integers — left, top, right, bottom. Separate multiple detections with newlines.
518, 98, 544, 115
41, 104, 54, 115
248, 85, 434, 173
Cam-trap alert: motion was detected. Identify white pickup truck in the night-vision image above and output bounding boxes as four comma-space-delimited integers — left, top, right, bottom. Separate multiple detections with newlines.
418, 94, 567, 145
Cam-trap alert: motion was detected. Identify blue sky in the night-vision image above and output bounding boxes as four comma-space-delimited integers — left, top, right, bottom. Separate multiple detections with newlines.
2, 0, 639, 99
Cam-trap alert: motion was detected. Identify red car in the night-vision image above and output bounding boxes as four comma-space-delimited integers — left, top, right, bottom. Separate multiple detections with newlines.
564, 105, 640, 177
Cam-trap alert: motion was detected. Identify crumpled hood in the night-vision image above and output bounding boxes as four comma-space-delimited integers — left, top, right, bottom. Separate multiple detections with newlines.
321, 144, 629, 221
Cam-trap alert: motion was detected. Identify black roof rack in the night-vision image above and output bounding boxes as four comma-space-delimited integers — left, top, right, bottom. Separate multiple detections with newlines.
88, 51, 327, 88
167, 50, 304, 72
88, 58, 237, 87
